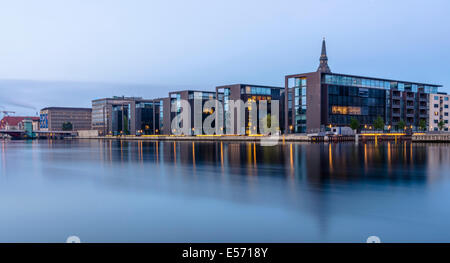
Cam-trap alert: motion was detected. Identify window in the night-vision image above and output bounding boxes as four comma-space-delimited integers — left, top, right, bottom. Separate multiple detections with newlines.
434, 96, 439, 100
434, 120, 439, 124
359, 88, 369, 97
434, 104, 439, 108
445, 97, 449, 101
445, 105, 449, 109
445, 112, 449, 116
331, 106, 362, 115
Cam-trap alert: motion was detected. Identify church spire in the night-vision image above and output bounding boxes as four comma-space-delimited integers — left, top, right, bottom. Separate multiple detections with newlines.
317, 38, 331, 73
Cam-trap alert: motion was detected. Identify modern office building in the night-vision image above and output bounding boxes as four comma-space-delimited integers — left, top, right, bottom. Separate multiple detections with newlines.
92, 96, 165, 136
40, 107, 92, 131
216, 84, 284, 135
165, 90, 221, 135
429, 93, 449, 131
112, 99, 163, 136
92, 96, 136, 135
285, 39, 442, 133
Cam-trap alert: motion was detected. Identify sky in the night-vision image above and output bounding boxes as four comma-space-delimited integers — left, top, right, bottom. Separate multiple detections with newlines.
0, 0, 449, 115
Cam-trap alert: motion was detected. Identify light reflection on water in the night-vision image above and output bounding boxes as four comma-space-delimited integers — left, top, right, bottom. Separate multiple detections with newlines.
0, 139, 450, 242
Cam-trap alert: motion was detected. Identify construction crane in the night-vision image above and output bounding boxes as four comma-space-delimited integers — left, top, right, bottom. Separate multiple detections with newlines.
1, 111, 15, 117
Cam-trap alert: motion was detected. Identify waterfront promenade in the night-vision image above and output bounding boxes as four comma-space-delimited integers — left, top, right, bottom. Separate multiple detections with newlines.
74, 133, 450, 143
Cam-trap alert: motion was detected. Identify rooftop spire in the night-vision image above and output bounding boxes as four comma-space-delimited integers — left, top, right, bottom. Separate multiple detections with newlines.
317, 38, 331, 73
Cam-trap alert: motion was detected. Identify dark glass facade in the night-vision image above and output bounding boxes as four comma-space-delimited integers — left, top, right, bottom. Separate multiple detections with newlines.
216, 84, 284, 135
327, 85, 386, 126
112, 104, 130, 135
285, 72, 442, 133
104, 98, 163, 136
286, 78, 307, 133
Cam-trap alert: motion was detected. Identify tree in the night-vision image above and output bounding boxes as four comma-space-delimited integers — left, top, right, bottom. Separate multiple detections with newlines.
123, 115, 129, 134
350, 117, 360, 131
62, 122, 73, 131
419, 119, 427, 131
373, 116, 384, 131
261, 113, 280, 134
438, 120, 446, 131
263, 113, 272, 128
397, 119, 406, 131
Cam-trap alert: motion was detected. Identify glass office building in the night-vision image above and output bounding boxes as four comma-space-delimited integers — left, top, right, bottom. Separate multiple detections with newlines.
93, 96, 164, 135
216, 84, 284, 135
166, 90, 220, 135
285, 39, 443, 133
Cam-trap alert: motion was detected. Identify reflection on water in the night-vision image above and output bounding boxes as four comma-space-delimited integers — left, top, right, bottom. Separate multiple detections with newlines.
0, 139, 450, 242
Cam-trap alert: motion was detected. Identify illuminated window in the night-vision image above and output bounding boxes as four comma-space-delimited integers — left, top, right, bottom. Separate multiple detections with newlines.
331, 106, 362, 115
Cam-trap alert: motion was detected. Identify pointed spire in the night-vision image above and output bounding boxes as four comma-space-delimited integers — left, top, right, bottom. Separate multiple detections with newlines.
321, 37, 327, 56
317, 37, 331, 73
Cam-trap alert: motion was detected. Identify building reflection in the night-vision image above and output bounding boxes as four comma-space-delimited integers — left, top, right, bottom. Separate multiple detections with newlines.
4, 138, 440, 240
95, 140, 430, 185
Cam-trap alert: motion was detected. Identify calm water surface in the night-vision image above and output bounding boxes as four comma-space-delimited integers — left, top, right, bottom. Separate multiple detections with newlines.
1, 139, 450, 242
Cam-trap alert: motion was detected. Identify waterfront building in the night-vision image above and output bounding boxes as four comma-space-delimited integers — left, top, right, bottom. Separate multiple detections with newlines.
112, 99, 162, 136
0, 116, 40, 131
92, 96, 136, 135
285, 39, 442, 133
40, 107, 92, 131
215, 84, 284, 135
166, 90, 221, 135
92, 96, 165, 136
429, 93, 450, 131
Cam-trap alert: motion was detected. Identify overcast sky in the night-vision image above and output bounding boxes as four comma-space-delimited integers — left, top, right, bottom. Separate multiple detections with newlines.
0, 0, 449, 115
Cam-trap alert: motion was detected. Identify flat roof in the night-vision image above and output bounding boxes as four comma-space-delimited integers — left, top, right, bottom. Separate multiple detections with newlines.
91, 96, 144, 102
40, 107, 92, 111
216, 84, 283, 89
170, 89, 219, 94
285, 71, 442, 87
327, 72, 442, 87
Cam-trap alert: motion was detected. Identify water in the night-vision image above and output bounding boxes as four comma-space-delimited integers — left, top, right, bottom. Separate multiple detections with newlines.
1, 139, 450, 242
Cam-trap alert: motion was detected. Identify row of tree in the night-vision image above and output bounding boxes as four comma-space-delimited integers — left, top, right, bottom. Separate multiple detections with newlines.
349, 117, 447, 132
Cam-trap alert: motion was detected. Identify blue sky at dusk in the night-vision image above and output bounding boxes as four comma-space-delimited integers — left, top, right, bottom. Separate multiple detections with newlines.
0, 0, 449, 115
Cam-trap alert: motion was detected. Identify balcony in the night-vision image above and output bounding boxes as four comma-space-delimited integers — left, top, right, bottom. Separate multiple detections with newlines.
405, 98, 415, 104
392, 110, 401, 117
392, 100, 401, 108
419, 95, 428, 102
392, 95, 401, 100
